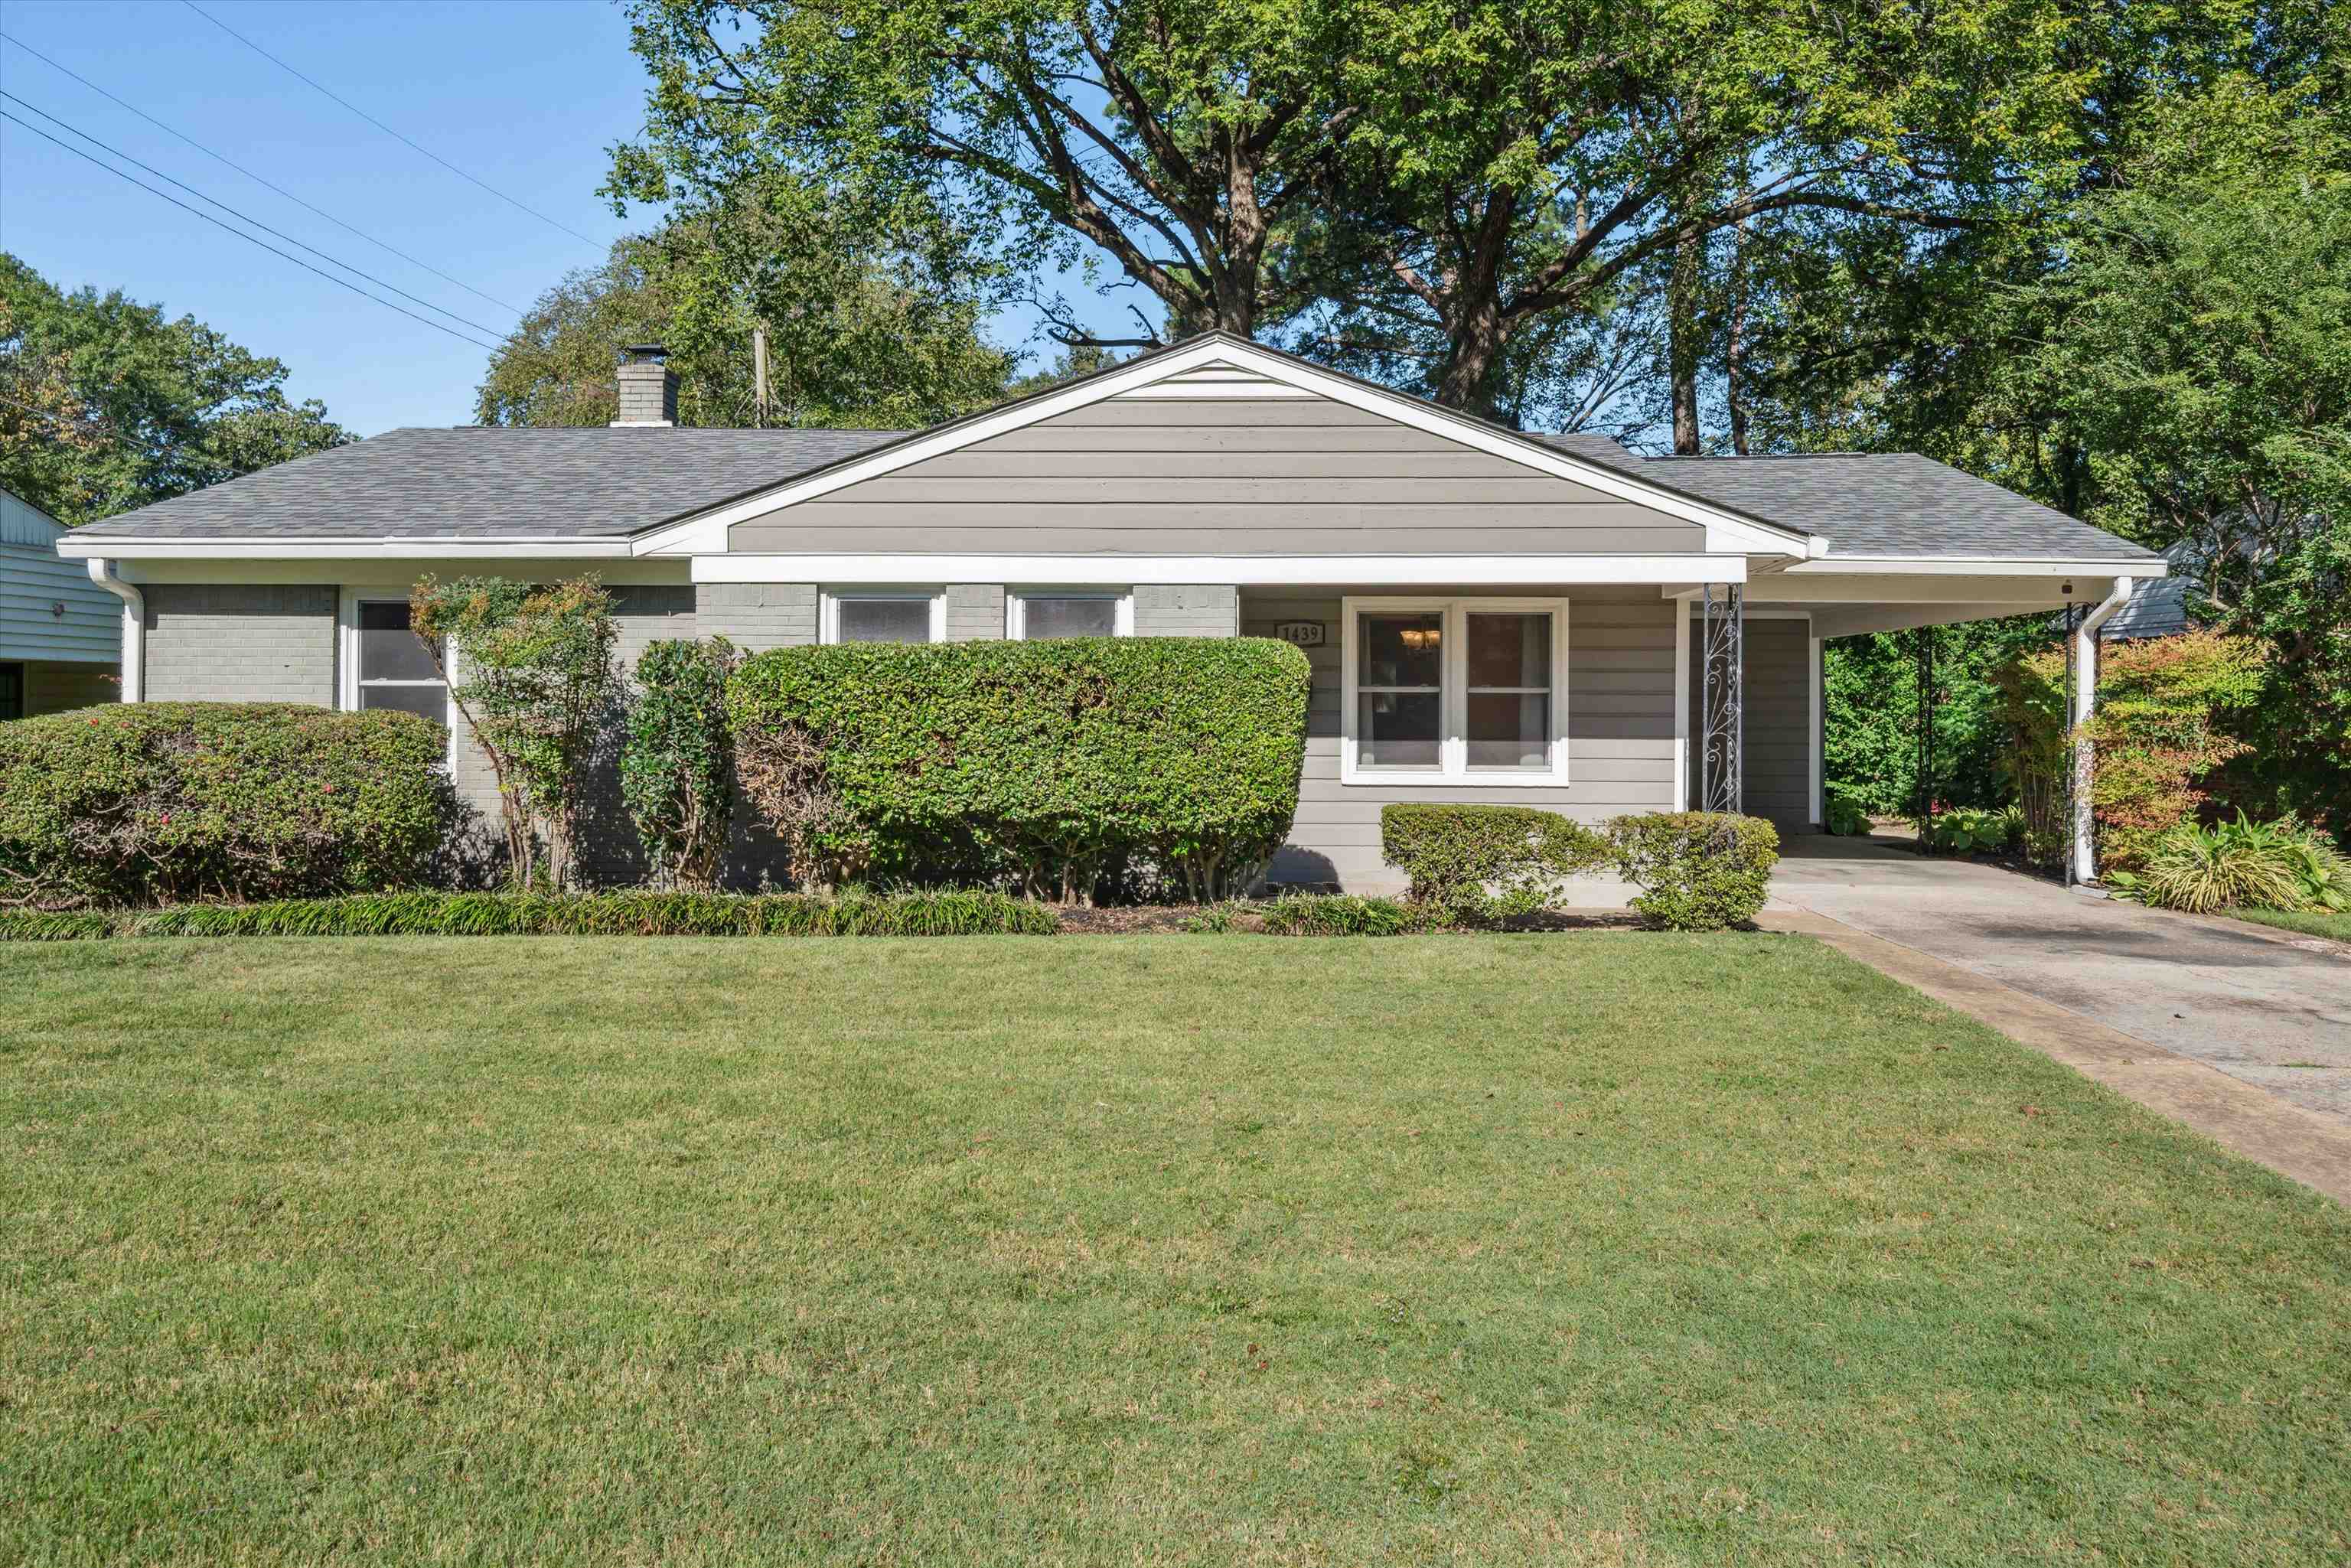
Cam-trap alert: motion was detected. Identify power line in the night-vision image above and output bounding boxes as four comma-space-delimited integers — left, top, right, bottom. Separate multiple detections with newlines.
180, 0, 601, 249
1, 90, 513, 341
0, 109, 504, 352
0, 30, 526, 316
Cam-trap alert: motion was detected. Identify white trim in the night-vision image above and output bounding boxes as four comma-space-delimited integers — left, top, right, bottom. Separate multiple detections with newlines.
1110, 381, 1321, 399
1339, 595, 1571, 788
2073, 577, 2137, 882
1780, 556, 2168, 577
695, 553, 1749, 587
85, 558, 144, 703
1006, 588, 1134, 639
1672, 603, 1690, 811
819, 587, 947, 645
1809, 634, 1825, 826
630, 336, 1823, 559
57, 536, 635, 560
337, 587, 458, 768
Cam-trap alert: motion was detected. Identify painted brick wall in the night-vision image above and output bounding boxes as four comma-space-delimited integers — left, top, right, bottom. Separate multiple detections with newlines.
142, 584, 335, 704
693, 583, 816, 650
945, 584, 1005, 641
1133, 584, 1238, 637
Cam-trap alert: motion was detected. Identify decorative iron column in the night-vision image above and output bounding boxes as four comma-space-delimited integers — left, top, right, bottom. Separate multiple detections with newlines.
2060, 601, 2079, 886
1700, 582, 1743, 814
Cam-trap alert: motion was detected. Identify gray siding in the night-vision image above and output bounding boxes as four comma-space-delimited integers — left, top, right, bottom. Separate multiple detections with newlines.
693, 583, 817, 651
1243, 586, 1678, 892
945, 584, 1006, 641
1134, 585, 1237, 637
729, 396, 1707, 556
1687, 615, 1815, 832
143, 584, 335, 704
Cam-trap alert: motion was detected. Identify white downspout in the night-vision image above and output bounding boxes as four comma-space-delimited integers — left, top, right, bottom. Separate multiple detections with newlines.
85, 558, 145, 703
2072, 575, 2135, 884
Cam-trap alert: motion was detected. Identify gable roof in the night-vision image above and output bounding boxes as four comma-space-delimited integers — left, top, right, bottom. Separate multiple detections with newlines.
67, 332, 2157, 566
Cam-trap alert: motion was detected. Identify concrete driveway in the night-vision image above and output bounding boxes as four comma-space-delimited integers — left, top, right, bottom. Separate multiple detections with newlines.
1770, 833, 2351, 1124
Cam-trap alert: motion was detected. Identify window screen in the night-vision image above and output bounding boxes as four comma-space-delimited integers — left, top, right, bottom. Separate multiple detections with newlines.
1019, 595, 1120, 638
355, 601, 448, 727
835, 598, 934, 644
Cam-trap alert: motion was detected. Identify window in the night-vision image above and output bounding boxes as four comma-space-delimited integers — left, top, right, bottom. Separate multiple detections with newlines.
1008, 590, 1132, 640
0, 662, 23, 722
352, 600, 449, 726
1341, 598, 1568, 784
822, 590, 944, 644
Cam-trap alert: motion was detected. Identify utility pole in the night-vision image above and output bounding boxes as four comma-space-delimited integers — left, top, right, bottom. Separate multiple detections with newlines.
752, 324, 771, 429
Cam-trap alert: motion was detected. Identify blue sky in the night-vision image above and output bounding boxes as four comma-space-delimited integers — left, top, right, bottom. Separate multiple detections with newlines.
1, 0, 1097, 436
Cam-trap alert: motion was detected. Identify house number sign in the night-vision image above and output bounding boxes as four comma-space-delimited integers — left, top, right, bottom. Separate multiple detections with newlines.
1273, 621, 1325, 647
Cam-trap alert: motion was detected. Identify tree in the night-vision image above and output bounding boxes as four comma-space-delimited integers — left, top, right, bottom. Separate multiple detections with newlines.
477, 201, 1016, 429
409, 575, 624, 892
609, 0, 1371, 351
0, 253, 348, 525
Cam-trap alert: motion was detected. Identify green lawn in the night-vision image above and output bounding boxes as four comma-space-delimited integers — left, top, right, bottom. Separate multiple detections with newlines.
4, 935, 2345, 1566
2222, 905, 2351, 944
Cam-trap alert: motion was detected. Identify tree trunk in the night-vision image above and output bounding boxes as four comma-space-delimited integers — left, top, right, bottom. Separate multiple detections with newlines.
1435, 295, 1511, 419
1669, 221, 1703, 455
1725, 219, 1751, 455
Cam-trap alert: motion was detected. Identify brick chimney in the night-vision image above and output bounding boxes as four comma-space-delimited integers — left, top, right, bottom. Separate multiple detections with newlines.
611, 344, 676, 427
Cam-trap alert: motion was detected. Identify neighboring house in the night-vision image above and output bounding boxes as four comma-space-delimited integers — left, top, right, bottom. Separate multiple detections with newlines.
2100, 541, 2198, 640
2, 487, 119, 719
57, 334, 2164, 888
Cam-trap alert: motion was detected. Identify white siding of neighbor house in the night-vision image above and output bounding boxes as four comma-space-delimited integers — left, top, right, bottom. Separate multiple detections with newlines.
2, 490, 119, 673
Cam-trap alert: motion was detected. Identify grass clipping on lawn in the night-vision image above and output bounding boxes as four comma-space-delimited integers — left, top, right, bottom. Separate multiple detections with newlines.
2, 935, 2345, 1565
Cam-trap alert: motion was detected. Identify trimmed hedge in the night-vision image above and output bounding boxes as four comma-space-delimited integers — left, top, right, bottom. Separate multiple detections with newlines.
730, 637, 1311, 901
1381, 803, 1609, 921
1606, 812, 1780, 931
0, 703, 451, 910
0, 890, 1058, 940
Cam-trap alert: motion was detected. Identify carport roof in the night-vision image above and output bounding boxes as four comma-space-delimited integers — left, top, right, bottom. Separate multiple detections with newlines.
1536, 435, 2161, 562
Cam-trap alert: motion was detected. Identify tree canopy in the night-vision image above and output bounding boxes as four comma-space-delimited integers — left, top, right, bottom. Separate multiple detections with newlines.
478, 197, 1016, 429
0, 253, 348, 526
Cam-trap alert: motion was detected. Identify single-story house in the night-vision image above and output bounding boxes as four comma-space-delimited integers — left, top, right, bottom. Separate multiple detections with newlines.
57, 334, 2164, 888
4, 487, 119, 719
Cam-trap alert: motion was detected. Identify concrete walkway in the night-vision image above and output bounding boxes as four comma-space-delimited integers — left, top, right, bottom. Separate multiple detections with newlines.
1765, 833, 2351, 1204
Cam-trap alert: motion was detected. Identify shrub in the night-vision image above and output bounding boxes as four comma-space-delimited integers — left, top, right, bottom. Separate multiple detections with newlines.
1606, 812, 1780, 931
730, 637, 1311, 903
1255, 894, 1423, 936
1916, 804, 2024, 856
2115, 813, 2350, 914
411, 575, 622, 890
621, 637, 740, 890
0, 703, 451, 910
1822, 785, 1872, 837
1995, 632, 2266, 872
0, 890, 1058, 939
1381, 804, 1609, 923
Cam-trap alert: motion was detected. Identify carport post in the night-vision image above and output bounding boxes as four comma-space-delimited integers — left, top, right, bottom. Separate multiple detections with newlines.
2071, 577, 2137, 883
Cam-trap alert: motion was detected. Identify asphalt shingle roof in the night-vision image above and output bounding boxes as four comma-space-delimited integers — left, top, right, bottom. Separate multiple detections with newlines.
72, 426, 902, 540
78, 408, 2159, 566
1532, 437, 2161, 562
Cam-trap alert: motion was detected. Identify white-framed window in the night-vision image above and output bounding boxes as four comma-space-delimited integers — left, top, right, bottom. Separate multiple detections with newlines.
1340, 596, 1570, 785
820, 588, 945, 644
337, 589, 452, 739
1006, 588, 1133, 640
